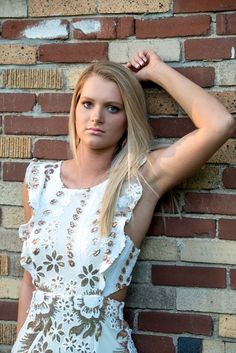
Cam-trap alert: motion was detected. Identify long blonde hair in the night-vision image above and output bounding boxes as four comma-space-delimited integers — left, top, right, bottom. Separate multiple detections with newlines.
68, 62, 153, 235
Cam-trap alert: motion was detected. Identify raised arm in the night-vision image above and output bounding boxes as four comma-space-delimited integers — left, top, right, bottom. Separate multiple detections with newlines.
128, 51, 236, 197
16, 183, 35, 335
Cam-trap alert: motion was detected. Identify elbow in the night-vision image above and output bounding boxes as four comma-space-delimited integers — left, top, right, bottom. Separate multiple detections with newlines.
218, 113, 236, 139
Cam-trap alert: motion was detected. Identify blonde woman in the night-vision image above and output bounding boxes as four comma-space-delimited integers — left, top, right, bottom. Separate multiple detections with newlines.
12, 51, 235, 353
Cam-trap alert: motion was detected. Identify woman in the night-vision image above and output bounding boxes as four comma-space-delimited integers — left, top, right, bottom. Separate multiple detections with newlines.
12, 51, 235, 353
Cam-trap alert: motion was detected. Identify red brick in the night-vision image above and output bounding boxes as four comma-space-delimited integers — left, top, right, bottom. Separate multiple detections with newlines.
176, 67, 215, 87
152, 265, 226, 288
155, 192, 180, 214
133, 334, 175, 353
0, 93, 36, 112
0, 301, 18, 321
124, 309, 135, 328
117, 17, 134, 39
185, 38, 236, 60
148, 216, 216, 238
184, 193, 236, 215
217, 13, 236, 35
149, 117, 194, 138
39, 43, 108, 63
173, 0, 236, 13
34, 139, 71, 160
136, 15, 210, 39
4, 116, 68, 135
38, 94, 72, 113
3, 162, 28, 182
73, 17, 117, 40
219, 219, 236, 240
73, 17, 134, 40
2, 19, 68, 39
230, 269, 236, 289
222, 168, 236, 189
138, 311, 213, 335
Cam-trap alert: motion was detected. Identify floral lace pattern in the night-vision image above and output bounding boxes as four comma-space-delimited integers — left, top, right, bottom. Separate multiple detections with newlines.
12, 160, 142, 353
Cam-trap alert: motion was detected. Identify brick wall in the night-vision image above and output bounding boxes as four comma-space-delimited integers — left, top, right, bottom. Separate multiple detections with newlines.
0, 1, 236, 352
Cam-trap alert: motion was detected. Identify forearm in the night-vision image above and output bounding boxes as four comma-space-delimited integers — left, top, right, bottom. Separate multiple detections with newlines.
16, 271, 35, 335
151, 62, 235, 133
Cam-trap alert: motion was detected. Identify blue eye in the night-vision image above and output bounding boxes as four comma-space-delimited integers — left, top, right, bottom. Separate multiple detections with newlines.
83, 101, 92, 109
107, 105, 120, 113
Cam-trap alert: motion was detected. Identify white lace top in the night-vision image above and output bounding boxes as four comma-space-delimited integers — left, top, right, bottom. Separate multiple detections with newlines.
19, 160, 142, 297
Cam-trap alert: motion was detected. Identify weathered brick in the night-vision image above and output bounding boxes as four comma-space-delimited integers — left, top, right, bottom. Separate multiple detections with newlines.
132, 262, 151, 284
2, 19, 68, 39
148, 216, 216, 238
226, 342, 236, 353
217, 13, 236, 35
223, 168, 236, 189
212, 92, 236, 114
0, 0, 27, 18
34, 139, 70, 160
98, 0, 169, 13
0, 278, 20, 299
136, 15, 210, 38
0, 71, 4, 88
230, 269, 236, 289
146, 91, 179, 115
219, 219, 236, 241
4, 116, 68, 136
67, 66, 89, 89
8, 253, 23, 277
0, 44, 36, 64
1, 206, 24, 229
38, 93, 72, 113
152, 265, 226, 288
0, 93, 36, 112
184, 192, 236, 216
109, 40, 180, 63
209, 140, 236, 164
133, 334, 175, 353
3, 68, 63, 89
0, 182, 22, 206
180, 239, 236, 265
176, 67, 215, 88
73, 17, 134, 40
177, 288, 236, 313
126, 284, 175, 309
139, 238, 178, 261
0, 136, 32, 158
219, 315, 236, 338
149, 117, 194, 138
214, 62, 236, 86
0, 301, 18, 321
29, 0, 96, 16
39, 43, 108, 63
178, 338, 202, 353
174, 0, 236, 13
3, 162, 28, 182
184, 38, 236, 60
202, 339, 224, 353
0, 322, 17, 345
0, 255, 8, 276
0, 229, 22, 252
138, 311, 212, 335
180, 165, 220, 189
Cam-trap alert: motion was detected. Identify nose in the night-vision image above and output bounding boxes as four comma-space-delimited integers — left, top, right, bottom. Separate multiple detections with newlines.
91, 106, 104, 124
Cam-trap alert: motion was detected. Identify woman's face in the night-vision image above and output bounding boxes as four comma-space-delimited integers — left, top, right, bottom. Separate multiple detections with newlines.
75, 74, 127, 153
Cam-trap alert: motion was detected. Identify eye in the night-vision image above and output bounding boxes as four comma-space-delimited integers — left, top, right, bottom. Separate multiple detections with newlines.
82, 101, 93, 109
107, 105, 120, 113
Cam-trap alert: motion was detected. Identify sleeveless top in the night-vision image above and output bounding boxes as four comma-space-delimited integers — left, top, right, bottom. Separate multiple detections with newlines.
13, 160, 144, 353
19, 160, 141, 297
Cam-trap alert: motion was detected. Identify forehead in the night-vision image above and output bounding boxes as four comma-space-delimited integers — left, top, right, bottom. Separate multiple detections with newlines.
80, 74, 123, 103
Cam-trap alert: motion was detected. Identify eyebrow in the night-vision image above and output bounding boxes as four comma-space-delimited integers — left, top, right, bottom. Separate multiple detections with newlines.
80, 96, 124, 107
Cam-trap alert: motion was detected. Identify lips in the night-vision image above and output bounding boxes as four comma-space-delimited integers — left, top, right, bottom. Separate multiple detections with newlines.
87, 127, 105, 133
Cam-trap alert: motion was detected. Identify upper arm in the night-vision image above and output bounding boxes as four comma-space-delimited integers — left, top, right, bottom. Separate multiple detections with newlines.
22, 182, 33, 223
147, 126, 233, 197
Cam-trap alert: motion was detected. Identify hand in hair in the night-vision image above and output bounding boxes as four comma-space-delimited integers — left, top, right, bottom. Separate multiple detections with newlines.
127, 50, 165, 82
